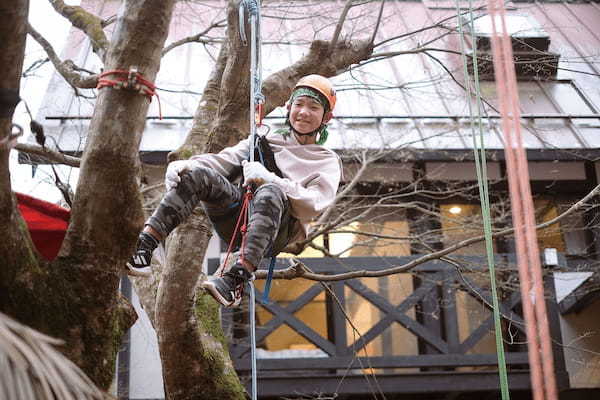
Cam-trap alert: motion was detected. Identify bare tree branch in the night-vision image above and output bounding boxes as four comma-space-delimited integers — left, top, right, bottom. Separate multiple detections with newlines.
161, 19, 227, 56
329, 0, 355, 52
369, 0, 386, 46
27, 23, 98, 89
48, 0, 108, 60
373, 5, 486, 49
257, 183, 600, 281
15, 143, 81, 168
316, 149, 371, 226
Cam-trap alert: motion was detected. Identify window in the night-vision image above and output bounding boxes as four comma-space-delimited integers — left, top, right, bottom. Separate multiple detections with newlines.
441, 203, 491, 256
464, 13, 559, 80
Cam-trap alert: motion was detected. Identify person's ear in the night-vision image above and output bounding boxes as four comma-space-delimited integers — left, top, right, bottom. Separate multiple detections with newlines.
322, 111, 333, 124
286, 102, 291, 111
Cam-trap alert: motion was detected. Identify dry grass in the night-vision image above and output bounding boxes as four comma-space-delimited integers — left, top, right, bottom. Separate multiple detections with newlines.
0, 311, 106, 400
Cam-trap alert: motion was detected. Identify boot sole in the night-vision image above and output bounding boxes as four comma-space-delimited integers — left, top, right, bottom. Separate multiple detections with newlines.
200, 280, 242, 307
125, 263, 151, 277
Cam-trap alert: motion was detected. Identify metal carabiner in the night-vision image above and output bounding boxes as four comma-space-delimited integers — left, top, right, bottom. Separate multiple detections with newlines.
238, 1, 248, 46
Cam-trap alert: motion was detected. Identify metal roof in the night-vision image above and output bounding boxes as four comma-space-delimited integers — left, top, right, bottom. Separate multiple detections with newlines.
31, 0, 600, 162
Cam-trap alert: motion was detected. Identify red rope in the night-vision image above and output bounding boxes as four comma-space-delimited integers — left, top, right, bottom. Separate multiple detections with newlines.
255, 103, 264, 127
220, 189, 253, 276
486, 0, 558, 399
97, 69, 162, 119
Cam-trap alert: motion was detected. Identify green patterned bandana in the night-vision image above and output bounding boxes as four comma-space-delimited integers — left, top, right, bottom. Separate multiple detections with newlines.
290, 87, 329, 113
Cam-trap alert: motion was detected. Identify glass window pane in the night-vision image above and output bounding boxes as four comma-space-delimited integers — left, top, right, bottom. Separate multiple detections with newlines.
255, 278, 326, 352
330, 218, 411, 257
441, 204, 490, 255
534, 199, 566, 253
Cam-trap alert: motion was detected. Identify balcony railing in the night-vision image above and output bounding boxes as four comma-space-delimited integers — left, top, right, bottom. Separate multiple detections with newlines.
209, 255, 569, 398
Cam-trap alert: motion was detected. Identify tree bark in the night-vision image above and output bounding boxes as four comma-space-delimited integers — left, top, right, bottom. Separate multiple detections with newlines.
0, 0, 39, 321
1, 0, 175, 390
56, 0, 176, 386
155, 3, 248, 398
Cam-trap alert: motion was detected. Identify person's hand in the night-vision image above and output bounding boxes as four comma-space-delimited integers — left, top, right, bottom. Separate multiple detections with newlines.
242, 160, 275, 187
165, 160, 194, 191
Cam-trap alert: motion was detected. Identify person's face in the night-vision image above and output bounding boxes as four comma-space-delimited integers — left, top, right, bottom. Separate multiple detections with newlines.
288, 96, 329, 135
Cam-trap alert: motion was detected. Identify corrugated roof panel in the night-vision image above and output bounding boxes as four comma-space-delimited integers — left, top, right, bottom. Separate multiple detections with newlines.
31, 0, 599, 156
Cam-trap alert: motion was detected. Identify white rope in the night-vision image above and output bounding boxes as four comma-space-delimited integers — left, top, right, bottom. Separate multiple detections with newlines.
248, 281, 258, 400
246, 0, 263, 164
240, 1, 263, 399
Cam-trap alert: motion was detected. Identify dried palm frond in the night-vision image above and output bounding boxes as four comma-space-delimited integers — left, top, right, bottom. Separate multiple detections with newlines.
0, 311, 105, 400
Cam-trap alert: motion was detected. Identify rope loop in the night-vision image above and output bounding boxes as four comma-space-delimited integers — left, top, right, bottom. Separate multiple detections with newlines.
220, 188, 254, 276
96, 67, 162, 119
0, 124, 23, 150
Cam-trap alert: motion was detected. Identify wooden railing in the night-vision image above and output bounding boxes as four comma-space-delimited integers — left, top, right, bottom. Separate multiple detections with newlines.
209, 255, 569, 396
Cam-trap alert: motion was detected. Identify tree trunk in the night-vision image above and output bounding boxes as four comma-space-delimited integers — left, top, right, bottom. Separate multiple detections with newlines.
154, 4, 249, 397
1, 0, 176, 390
0, 1, 33, 268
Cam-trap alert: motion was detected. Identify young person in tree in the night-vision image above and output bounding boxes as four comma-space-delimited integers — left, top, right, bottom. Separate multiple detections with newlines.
127, 74, 342, 307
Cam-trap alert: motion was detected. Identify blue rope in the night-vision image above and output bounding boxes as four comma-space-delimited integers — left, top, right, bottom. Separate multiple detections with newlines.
261, 255, 277, 303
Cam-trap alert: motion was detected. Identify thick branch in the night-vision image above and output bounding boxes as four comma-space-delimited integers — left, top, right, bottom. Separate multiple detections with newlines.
329, 0, 354, 52
262, 38, 374, 116
48, 0, 108, 60
27, 23, 98, 89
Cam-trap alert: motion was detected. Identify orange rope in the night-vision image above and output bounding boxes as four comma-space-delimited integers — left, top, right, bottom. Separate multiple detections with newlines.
96, 68, 162, 119
485, 0, 558, 399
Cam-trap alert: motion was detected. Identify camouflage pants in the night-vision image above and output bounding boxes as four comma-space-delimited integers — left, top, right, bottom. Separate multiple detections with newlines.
147, 166, 291, 268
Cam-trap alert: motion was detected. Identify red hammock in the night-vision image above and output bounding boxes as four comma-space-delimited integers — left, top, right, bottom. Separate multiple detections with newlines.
16, 193, 69, 261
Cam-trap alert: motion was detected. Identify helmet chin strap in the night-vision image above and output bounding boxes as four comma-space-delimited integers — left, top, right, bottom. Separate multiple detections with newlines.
291, 126, 320, 138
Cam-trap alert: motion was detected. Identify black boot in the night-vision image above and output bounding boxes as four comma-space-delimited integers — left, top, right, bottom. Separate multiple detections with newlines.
126, 231, 159, 274
201, 263, 253, 307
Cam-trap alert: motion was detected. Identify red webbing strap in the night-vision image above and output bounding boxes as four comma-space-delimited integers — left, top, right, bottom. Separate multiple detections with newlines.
96, 68, 162, 119
220, 189, 253, 276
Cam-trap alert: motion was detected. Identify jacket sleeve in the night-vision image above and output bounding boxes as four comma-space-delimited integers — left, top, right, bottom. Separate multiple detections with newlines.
278, 153, 342, 222
189, 138, 250, 179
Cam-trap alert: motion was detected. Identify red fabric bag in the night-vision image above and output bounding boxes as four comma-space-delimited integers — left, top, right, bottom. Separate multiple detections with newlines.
16, 193, 70, 261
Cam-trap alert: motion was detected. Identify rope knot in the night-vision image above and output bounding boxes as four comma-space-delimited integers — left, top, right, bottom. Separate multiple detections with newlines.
97, 66, 162, 119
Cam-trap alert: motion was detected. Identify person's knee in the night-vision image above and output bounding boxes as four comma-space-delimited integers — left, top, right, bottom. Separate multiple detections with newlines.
178, 165, 215, 193
184, 165, 212, 181
254, 183, 285, 206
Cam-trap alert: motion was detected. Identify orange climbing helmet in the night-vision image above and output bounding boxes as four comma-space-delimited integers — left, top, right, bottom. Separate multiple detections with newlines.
293, 74, 336, 112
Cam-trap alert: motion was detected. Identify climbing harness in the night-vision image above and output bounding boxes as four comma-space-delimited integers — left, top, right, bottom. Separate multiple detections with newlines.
96, 67, 162, 119
456, 0, 559, 398
455, 0, 510, 398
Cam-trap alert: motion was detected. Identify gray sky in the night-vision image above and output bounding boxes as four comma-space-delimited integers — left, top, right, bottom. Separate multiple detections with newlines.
10, 0, 78, 203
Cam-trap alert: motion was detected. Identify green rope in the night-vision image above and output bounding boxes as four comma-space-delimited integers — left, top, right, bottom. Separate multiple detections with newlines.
455, 1, 510, 398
